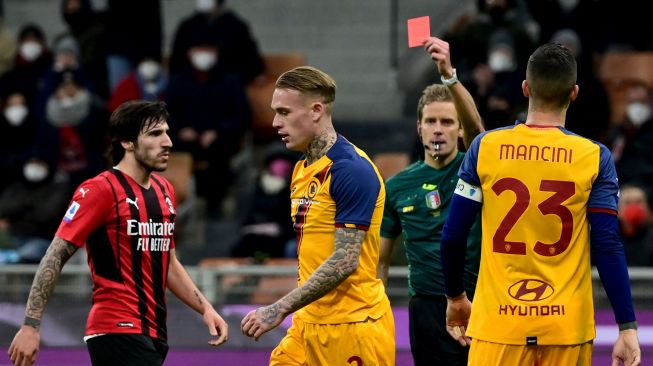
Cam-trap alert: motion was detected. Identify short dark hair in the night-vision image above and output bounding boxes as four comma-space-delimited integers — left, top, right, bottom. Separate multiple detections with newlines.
107, 101, 169, 164
417, 84, 454, 122
526, 43, 577, 109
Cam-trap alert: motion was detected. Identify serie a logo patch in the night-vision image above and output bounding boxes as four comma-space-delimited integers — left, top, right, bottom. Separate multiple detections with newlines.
63, 201, 80, 223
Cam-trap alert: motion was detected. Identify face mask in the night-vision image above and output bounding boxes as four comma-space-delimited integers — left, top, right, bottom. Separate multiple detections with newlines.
488, 51, 515, 73
138, 61, 161, 81
196, 0, 216, 13
46, 90, 91, 127
191, 51, 217, 71
626, 102, 651, 126
260, 172, 287, 195
143, 82, 160, 95
4, 105, 29, 126
23, 162, 49, 182
19, 41, 43, 62
559, 0, 579, 12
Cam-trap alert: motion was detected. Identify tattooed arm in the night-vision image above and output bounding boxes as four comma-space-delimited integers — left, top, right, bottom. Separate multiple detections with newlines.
167, 249, 228, 346
8, 236, 78, 366
241, 227, 365, 340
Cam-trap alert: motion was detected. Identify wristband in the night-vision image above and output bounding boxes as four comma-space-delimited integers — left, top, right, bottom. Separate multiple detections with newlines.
441, 68, 458, 86
24, 316, 41, 329
618, 321, 638, 331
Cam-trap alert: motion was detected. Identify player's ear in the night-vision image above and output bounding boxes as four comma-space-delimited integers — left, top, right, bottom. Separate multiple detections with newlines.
522, 80, 530, 98
416, 119, 421, 136
121, 140, 135, 151
569, 84, 579, 102
311, 101, 324, 121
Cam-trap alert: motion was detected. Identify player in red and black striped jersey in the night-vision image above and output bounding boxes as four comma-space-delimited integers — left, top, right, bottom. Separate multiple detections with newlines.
9, 101, 228, 366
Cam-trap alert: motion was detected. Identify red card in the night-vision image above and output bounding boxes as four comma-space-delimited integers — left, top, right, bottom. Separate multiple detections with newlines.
407, 16, 430, 48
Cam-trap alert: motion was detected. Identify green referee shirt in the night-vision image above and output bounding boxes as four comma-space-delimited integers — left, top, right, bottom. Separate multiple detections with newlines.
381, 153, 481, 297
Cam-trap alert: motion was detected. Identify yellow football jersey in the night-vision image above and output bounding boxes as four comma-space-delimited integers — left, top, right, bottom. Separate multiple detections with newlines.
457, 123, 619, 345
290, 135, 390, 324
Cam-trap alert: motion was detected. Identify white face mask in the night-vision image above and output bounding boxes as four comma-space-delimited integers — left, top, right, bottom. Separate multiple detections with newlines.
626, 102, 651, 126
488, 50, 515, 73
60, 96, 76, 108
20, 41, 43, 62
191, 51, 217, 71
559, 0, 579, 12
4, 105, 29, 126
196, 0, 216, 12
260, 172, 287, 195
138, 61, 161, 81
23, 162, 49, 182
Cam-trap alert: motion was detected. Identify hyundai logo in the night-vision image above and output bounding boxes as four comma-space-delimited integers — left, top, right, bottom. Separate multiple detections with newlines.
508, 279, 554, 302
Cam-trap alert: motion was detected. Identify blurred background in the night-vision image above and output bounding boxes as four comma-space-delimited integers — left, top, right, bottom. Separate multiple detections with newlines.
0, 0, 652, 365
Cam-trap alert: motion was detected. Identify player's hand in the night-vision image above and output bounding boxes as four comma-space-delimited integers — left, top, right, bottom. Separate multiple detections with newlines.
422, 37, 454, 80
241, 303, 285, 341
611, 329, 641, 366
203, 308, 228, 346
445, 292, 472, 347
8, 325, 40, 366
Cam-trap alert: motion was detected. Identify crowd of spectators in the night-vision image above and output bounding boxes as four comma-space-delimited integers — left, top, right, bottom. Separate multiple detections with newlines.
0, 0, 651, 266
0, 0, 274, 263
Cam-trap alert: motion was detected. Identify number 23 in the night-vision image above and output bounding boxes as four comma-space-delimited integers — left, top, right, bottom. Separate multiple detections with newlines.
492, 178, 575, 257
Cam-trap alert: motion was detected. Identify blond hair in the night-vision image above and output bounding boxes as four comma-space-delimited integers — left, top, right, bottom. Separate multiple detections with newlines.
276, 66, 337, 114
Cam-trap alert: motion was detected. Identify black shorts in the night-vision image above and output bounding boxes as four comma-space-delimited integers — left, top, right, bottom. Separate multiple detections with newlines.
409, 295, 469, 366
86, 333, 169, 366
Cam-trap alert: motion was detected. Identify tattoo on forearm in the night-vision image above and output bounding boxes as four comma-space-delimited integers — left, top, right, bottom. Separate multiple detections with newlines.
25, 237, 77, 327
194, 289, 203, 306
304, 127, 337, 164
277, 227, 364, 315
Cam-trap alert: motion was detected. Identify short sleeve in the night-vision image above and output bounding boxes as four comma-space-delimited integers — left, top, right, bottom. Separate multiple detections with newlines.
380, 181, 401, 238
330, 159, 381, 230
56, 178, 114, 247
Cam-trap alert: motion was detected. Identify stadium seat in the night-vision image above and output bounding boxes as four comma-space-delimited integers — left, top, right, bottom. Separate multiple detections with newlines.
246, 53, 306, 144
372, 152, 410, 180
598, 51, 653, 123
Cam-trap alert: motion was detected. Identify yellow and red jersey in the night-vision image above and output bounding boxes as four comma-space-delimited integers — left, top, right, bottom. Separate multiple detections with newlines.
457, 123, 619, 345
290, 135, 390, 324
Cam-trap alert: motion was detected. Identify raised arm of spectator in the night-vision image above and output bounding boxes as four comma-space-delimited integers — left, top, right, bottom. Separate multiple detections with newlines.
424, 37, 484, 148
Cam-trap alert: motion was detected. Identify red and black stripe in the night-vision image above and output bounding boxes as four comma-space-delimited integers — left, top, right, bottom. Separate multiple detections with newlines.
85, 174, 123, 283
111, 169, 150, 338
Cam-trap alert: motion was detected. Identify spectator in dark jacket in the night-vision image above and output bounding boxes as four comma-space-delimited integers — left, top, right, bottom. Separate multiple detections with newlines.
166, 40, 251, 216
169, 0, 264, 84
0, 91, 39, 191
61, 0, 109, 98
0, 24, 52, 106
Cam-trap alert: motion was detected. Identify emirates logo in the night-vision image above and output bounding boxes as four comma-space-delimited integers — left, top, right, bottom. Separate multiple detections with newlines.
508, 279, 554, 302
